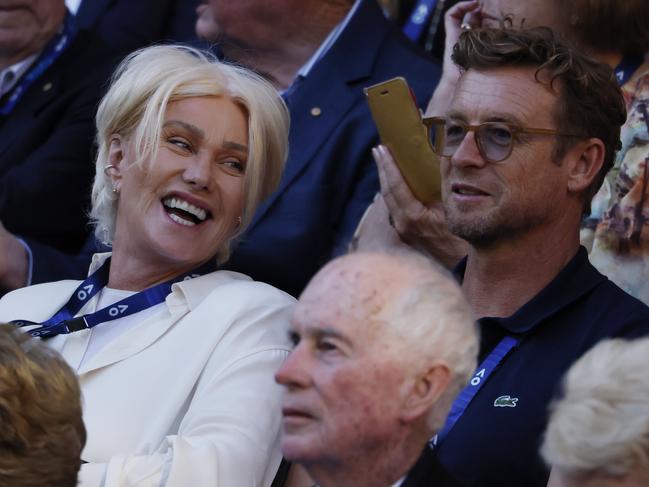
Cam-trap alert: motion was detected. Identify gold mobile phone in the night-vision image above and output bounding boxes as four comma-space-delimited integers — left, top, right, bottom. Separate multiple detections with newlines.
364, 77, 441, 204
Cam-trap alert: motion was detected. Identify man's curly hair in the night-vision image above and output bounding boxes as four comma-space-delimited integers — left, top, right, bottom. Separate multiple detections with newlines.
0, 324, 85, 486
452, 27, 627, 215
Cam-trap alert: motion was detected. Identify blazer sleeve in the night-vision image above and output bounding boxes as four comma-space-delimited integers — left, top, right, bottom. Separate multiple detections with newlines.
23, 234, 101, 285
78, 287, 293, 487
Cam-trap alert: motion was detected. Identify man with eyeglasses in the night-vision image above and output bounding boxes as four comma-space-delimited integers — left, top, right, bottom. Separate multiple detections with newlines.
357, 27, 649, 487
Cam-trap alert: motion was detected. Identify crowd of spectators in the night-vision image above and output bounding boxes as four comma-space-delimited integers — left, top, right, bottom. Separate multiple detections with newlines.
0, 0, 647, 486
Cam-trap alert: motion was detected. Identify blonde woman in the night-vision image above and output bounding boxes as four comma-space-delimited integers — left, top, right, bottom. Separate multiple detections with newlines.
0, 45, 293, 487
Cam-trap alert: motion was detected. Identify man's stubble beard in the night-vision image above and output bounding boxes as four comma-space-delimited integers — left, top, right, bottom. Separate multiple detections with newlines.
444, 200, 546, 250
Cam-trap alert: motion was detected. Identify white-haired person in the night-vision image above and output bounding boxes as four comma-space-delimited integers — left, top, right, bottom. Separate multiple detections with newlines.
276, 251, 478, 487
542, 337, 649, 487
0, 45, 294, 487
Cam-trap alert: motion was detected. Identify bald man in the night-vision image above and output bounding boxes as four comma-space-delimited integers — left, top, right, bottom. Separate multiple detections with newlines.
275, 251, 478, 487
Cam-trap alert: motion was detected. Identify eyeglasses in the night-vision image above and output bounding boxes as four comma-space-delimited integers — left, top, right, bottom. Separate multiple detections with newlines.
423, 117, 584, 163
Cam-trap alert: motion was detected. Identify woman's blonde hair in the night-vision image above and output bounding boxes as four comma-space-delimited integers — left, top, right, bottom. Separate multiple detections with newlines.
542, 337, 649, 478
90, 44, 289, 262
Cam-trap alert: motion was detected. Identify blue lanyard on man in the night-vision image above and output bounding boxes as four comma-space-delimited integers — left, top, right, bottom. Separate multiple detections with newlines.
11, 258, 212, 339
432, 335, 520, 446
0, 10, 76, 116
403, 0, 439, 42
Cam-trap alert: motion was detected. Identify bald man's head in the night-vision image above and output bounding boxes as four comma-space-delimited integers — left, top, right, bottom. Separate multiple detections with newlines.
276, 251, 478, 466
302, 252, 475, 365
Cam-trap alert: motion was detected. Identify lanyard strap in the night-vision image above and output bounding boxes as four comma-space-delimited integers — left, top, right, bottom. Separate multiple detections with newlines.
0, 11, 76, 116
434, 335, 519, 445
12, 259, 212, 339
403, 0, 439, 42
615, 52, 644, 86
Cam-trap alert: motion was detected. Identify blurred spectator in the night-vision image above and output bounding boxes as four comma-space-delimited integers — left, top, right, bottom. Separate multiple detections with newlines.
0, 323, 85, 487
571, 0, 649, 304
0, 0, 117, 289
396, 0, 463, 61
542, 337, 649, 487
2, 0, 441, 297
199, 0, 441, 296
276, 251, 477, 487
68, 0, 202, 54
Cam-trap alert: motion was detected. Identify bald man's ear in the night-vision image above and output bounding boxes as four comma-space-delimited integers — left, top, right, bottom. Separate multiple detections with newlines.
565, 137, 605, 195
401, 362, 451, 423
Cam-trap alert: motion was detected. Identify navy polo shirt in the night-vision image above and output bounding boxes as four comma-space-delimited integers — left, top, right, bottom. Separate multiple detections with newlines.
435, 246, 649, 487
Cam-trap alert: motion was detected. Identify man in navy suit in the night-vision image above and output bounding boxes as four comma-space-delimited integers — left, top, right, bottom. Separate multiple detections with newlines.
197, 0, 440, 295
0, 0, 116, 290
0, 0, 441, 296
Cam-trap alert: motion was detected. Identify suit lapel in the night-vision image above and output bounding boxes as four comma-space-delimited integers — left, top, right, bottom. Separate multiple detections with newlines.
0, 57, 64, 160
75, 0, 114, 29
246, 0, 391, 230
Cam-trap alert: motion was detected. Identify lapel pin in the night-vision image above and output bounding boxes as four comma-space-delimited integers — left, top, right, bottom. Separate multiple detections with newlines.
42, 82, 53, 92
310, 106, 322, 117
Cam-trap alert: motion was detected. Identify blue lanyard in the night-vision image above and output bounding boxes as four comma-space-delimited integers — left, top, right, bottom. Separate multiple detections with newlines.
434, 336, 520, 445
403, 0, 438, 42
11, 258, 212, 339
0, 11, 76, 116
615, 52, 644, 86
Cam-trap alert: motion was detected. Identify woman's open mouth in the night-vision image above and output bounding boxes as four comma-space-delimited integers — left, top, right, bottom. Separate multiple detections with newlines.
162, 196, 211, 227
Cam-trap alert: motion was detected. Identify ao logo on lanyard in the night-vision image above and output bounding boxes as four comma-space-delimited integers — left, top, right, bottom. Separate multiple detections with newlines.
10, 258, 213, 339
435, 336, 520, 444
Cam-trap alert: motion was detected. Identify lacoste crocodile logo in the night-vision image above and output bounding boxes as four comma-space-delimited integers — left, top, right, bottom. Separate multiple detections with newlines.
494, 395, 518, 407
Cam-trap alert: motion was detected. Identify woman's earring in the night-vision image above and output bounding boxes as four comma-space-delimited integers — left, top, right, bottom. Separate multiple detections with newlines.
106, 164, 119, 195
236, 216, 242, 227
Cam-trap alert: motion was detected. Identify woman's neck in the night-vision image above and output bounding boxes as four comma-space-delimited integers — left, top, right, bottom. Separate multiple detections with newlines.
106, 246, 200, 292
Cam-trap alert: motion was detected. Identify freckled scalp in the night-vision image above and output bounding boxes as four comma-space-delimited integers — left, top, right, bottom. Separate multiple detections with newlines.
296, 251, 479, 433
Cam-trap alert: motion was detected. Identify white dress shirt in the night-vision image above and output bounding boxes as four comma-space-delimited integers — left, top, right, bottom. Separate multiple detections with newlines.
65, 0, 83, 14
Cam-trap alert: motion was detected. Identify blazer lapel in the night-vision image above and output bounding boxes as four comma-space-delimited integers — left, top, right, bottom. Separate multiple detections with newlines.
76, 271, 235, 375
77, 299, 189, 375
246, 0, 391, 230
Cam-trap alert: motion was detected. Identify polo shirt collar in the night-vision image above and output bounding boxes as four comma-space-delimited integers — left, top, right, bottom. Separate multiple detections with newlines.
454, 246, 607, 334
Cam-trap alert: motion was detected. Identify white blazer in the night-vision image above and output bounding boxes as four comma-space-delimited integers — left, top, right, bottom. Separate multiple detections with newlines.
0, 254, 295, 487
